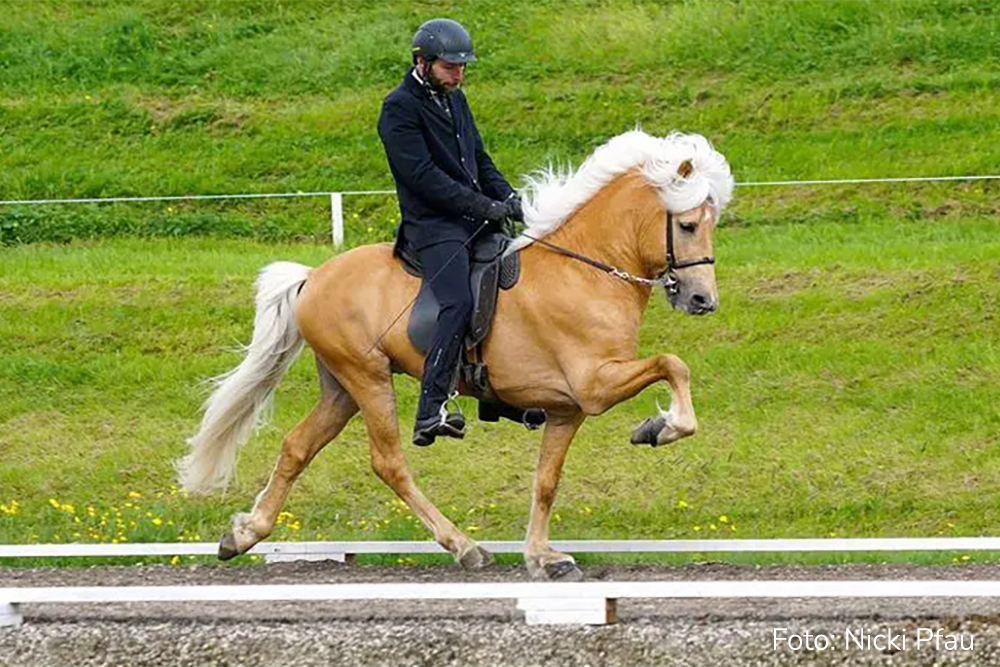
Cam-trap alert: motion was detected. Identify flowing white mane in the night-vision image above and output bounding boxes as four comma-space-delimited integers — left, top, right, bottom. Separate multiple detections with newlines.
510, 130, 734, 253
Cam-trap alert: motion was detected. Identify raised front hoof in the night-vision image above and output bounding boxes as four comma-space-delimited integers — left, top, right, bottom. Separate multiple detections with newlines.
458, 544, 495, 570
631, 416, 666, 446
217, 532, 243, 561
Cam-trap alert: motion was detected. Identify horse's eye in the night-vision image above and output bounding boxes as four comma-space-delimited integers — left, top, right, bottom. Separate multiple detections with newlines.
680, 222, 697, 233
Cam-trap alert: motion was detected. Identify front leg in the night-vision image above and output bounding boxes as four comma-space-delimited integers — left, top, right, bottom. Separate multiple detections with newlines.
525, 412, 585, 580
574, 354, 697, 445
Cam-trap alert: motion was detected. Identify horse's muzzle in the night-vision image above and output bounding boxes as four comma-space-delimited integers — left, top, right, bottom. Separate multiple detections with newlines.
687, 292, 717, 315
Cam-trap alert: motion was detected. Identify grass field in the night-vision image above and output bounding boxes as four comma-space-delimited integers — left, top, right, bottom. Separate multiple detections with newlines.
1, 0, 999, 565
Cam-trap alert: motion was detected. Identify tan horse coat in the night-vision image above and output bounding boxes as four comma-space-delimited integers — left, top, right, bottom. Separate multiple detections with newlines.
181, 133, 731, 580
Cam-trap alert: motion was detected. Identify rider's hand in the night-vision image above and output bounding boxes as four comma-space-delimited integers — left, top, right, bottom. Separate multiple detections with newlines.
483, 200, 507, 233
503, 195, 524, 223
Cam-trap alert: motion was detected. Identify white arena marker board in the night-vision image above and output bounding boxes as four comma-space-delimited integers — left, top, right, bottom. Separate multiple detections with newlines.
0, 603, 22, 627
4, 580, 1000, 627
6, 537, 1000, 561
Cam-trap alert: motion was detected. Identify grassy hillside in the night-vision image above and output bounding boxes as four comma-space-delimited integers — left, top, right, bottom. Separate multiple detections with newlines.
1, 1, 999, 564
2, 0, 1000, 242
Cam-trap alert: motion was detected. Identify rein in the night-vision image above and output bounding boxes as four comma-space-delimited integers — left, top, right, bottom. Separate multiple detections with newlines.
521, 211, 715, 291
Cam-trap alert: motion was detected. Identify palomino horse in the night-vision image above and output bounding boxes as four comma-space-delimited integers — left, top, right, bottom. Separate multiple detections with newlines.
179, 130, 733, 580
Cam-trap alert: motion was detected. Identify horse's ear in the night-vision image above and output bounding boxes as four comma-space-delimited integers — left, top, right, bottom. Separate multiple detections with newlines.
677, 160, 693, 178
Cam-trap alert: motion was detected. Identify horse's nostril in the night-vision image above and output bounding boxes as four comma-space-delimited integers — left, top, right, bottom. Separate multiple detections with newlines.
689, 293, 716, 313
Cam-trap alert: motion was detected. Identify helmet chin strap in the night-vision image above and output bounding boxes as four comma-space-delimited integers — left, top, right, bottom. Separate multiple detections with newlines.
418, 59, 459, 94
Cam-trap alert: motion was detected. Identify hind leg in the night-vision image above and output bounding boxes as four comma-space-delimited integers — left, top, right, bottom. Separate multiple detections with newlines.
220, 361, 358, 559
350, 363, 492, 569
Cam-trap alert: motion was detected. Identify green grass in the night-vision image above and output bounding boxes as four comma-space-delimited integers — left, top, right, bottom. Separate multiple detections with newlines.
3, 0, 1000, 242
1, 0, 999, 567
1, 211, 997, 563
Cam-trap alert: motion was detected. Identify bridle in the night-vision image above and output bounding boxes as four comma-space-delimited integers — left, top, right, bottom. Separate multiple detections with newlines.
521, 210, 715, 294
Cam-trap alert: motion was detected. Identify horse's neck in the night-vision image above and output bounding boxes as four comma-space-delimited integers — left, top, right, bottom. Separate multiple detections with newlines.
525, 173, 665, 326
541, 172, 665, 289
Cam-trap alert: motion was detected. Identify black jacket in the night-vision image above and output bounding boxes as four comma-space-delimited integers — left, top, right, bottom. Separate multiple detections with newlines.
378, 68, 514, 249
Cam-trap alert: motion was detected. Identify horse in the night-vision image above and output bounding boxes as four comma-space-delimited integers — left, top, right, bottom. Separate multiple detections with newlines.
178, 129, 733, 581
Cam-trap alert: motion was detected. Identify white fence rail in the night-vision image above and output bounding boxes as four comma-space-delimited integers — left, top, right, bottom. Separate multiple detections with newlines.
2, 173, 998, 247
4, 539, 1000, 627
4, 537, 1000, 562
4, 579, 1000, 628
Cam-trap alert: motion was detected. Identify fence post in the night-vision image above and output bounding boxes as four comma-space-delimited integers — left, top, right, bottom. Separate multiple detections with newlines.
330, 192, 344, 247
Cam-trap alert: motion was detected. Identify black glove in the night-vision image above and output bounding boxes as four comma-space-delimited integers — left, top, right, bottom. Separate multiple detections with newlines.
482, 200, 507, 233
503, 196, 524, 223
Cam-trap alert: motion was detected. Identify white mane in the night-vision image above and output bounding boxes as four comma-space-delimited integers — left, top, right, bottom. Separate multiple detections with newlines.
509, 130, 733, 253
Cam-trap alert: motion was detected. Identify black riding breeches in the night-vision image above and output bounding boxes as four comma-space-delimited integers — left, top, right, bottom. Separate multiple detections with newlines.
415, 240, 474, 421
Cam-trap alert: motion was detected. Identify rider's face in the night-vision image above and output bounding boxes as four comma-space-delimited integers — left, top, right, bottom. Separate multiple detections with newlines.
424, 59, 465, 93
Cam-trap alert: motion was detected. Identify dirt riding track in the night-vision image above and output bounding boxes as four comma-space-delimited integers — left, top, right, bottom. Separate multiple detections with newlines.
1, 562, 997, 666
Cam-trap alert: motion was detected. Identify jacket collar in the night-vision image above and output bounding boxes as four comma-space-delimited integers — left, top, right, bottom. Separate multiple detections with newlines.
403, 67, 453, 121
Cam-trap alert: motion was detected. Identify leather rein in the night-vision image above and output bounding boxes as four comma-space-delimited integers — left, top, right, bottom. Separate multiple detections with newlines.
520, 211, 715, 293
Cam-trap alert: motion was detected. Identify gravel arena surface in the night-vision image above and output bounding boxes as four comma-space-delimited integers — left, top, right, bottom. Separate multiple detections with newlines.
2, 562, 999, 666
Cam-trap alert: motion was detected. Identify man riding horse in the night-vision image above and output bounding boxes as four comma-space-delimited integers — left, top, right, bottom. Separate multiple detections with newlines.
182, 20, 733, 577
377, 18, 523, 447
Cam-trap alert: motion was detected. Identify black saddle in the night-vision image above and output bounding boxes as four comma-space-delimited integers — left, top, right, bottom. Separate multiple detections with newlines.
395, 233, 520, 354
394, 233, 544, 430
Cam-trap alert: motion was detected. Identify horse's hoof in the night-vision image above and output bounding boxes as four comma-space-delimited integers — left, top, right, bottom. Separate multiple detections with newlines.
544, 560, 584, 581
218, 532, 240, 561
631, 416, 666, 446
458, 545, 495, 570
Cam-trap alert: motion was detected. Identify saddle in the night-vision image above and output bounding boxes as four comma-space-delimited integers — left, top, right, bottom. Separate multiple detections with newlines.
396, 232, 520, 353
394, 233, 545, 429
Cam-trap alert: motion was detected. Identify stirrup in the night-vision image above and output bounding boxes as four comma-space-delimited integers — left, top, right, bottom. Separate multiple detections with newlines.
413, 400, 466, 447
443, 392, 464, 422
439, 400, 466, 432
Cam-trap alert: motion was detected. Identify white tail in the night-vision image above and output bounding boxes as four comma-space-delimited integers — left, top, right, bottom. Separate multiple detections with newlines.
178, 261, 312, 495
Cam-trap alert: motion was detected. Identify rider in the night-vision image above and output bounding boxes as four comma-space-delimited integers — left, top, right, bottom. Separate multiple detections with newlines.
378, 18, 523, 447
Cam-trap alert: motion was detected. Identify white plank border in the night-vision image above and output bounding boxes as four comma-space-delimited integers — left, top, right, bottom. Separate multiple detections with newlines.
4, 538, 1000, 559
5, 580, 1000, 604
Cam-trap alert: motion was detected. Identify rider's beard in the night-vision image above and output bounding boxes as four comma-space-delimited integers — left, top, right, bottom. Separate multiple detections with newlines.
423, 62, 458, 94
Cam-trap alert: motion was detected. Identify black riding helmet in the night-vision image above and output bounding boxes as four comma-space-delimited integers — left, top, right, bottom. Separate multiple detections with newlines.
411, 19, 477, 64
